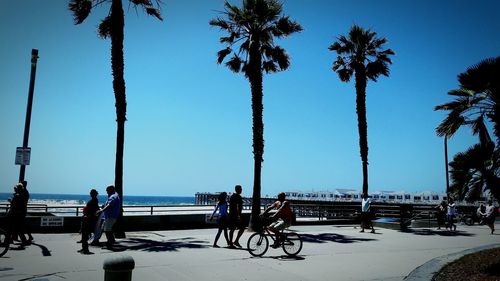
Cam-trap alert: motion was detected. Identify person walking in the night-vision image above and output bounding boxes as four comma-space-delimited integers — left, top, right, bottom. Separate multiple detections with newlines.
209, 192, 231, 248
78, 189, 99, 254
96, 185, 121, 250
20, 180, 34, 243
7, 183, 29, 246
446, 199, 457, 231
229, 185, 246, 248
435, 201, 447, 230
482, 200, 496, 234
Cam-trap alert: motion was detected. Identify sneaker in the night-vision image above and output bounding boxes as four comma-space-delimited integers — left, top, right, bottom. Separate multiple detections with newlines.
78, 249, 91, 254
233, 242, 242, 248
270, 242, 280, 249
213, 244, 220, 248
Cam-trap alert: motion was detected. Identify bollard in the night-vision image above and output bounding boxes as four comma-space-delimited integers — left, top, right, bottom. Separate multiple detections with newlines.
103, 255, 135, 281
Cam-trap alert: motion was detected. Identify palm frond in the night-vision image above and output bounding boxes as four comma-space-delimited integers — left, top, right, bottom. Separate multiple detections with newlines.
448, 88, 474, 97
366, 61, 389, 81
336, 68, 353, 82
272, 16, 303, 37
145, 7, 162, 20
69, 0, 92, 24
217, 47, 232, 64
211, 0, 299, 76
129, 0, 152, 5
209, 17, 230, 30
225, 55, 243, 73
458, 57, 500, 93
262, 60, 277, 73
435, 112, 466, 137
97, 16, 112, 39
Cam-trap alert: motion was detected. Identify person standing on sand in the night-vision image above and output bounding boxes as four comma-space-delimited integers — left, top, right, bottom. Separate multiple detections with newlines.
360, 194, 375, 233
96, 185, 120, 250
229, 185, 246, 248
210, 192, 231, 248
78, 189, 99, 254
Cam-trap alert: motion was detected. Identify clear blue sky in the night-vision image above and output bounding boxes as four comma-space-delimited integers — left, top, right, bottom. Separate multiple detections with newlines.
1, 0, 499, 197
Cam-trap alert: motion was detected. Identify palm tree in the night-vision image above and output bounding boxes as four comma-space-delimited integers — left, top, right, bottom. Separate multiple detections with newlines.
436, 57, 500, 143
210, 0, 302, 228
435, 57, 500, 201
448, 144, 494, 202
328, 25, 394, 197
69, 0, 162, 215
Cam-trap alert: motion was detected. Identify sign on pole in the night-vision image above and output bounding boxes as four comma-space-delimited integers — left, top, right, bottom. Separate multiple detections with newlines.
15, 147, 31, 165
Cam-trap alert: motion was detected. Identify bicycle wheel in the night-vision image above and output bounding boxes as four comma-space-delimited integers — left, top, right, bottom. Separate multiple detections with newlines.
282, 232, 302, 256
464, 216, 474, 226
0, 228, 9, 257
247, 232, 269, 257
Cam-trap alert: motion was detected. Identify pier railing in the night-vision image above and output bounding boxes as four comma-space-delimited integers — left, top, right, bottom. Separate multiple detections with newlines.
0, 201, 477, 222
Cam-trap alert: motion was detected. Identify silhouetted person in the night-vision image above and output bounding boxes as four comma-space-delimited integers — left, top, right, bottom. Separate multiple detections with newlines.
482, 200, 496, 234
229, 185, 246, 248
78, 189, 99, 254
360, 194, 375, 233
262, 192, 293, 248
7, 183, 29, 246
435, 201, 447, 230
446, 199, 457, 231
20, 180, 34, 242
210, 192, 231, 248
96, 185, 120, 250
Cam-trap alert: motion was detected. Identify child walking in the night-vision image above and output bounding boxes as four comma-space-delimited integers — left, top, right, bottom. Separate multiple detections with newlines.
210, 192, 232, 248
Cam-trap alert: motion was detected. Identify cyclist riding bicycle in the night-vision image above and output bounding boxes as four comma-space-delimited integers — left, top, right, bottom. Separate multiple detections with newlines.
262, 192, 293, 248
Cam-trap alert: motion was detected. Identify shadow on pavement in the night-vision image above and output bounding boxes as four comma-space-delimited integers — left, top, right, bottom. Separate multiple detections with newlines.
30, 242, 51, 256
400, 229, 476, 237
300, 233, 377, 244
117, 237, 210, 252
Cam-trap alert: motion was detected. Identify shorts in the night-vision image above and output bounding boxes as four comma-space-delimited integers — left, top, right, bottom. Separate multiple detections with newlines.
103, 218, 117, 232
269, 218, 291, 231
229, 215, 246, 230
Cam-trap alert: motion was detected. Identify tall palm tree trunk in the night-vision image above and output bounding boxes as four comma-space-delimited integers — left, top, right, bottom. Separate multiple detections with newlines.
355, 68, 369, 197
110, 0, 126, 200
249, 39, 264, 230
110, 0, 126, 237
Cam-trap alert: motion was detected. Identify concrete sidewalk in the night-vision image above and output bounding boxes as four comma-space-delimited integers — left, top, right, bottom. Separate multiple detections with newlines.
1, 223, 498, 281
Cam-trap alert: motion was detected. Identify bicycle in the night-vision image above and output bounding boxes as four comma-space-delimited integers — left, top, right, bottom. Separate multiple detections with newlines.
0, 227, 10, 257
246, 226, 303, 257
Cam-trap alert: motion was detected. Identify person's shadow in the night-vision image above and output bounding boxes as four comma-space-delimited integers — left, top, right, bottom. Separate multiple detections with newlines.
110, 237, 210, 252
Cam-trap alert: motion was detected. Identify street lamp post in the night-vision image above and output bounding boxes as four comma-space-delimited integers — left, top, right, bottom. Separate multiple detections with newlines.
18, 49, 39, 182
444, 135, 450, 199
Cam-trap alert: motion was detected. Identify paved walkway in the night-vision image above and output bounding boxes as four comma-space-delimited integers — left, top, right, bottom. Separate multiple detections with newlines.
1, 223, 499, 281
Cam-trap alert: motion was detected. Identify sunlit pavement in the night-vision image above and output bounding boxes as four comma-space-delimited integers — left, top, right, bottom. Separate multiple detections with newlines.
1, 223, 499, 281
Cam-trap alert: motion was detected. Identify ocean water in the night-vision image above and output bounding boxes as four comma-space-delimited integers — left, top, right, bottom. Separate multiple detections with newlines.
0, 193, 195, 206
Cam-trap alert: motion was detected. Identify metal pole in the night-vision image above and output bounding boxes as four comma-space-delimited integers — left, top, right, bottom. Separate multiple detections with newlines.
444, 136, 450, 198
19, 49, 39, 182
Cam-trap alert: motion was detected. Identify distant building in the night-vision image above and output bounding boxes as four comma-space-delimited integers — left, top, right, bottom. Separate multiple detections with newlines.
283, 189, 448, 204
